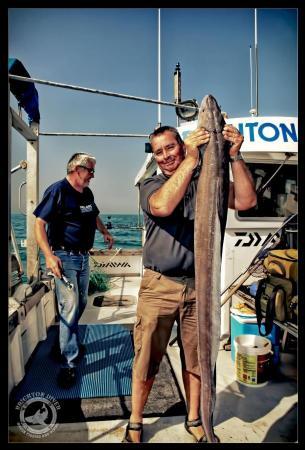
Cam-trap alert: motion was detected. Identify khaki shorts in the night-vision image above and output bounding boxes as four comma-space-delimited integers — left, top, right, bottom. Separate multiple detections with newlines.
132, 268, 200, 381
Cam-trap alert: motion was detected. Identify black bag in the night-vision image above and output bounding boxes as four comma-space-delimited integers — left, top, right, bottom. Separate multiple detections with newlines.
255, 275, 293, 336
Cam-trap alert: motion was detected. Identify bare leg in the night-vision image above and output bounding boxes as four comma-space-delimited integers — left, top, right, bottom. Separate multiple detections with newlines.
182, 369, 206, 441
127, 373, 155, 443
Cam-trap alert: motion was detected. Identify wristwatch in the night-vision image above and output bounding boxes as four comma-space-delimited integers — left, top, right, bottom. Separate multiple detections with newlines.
229, 151, 244, 163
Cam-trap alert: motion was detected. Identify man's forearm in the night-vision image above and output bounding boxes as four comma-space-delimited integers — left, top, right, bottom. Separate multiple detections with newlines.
96, 216, 108, 234
229, 160, 257, 210
34, 219, 53, 258
96, 216, 114, 249
149, 158, 196, 216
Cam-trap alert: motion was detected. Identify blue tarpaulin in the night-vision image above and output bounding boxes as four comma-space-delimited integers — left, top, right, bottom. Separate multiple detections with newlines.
8, 58, 40, 124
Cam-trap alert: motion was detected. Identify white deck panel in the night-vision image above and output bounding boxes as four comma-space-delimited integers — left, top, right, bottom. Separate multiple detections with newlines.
79, 275, 140, 327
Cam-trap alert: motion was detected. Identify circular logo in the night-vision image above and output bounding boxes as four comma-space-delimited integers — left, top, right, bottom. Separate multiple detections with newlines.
15, 392, 61, 439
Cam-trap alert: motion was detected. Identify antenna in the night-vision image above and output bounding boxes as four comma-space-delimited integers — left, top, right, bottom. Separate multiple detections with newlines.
254, 8, 259, 116
157, 8, 161, 128
249, 10, 258, 116
249, 46, 256, 116
174, 62, 181, 127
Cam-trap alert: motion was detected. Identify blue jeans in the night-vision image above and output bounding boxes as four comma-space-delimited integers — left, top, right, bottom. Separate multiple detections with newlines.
54, 250, 89, 368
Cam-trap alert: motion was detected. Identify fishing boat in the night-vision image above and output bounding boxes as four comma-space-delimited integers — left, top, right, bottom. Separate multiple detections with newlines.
8, 16, 298, 442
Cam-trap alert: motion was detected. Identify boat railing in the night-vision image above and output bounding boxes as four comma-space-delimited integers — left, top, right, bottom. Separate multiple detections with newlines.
89, 248, 143, 277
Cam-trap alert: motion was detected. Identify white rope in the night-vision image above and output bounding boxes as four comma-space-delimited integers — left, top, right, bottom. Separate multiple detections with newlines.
90, 247, 122, 268
108, 247, 123, 263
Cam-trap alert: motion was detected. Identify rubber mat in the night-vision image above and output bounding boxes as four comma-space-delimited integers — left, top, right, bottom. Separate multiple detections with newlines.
10, 324, 133, 402
68, 354, 186, 422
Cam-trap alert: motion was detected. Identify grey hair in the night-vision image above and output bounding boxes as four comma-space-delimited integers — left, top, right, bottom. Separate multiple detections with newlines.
67, 152, 96, 174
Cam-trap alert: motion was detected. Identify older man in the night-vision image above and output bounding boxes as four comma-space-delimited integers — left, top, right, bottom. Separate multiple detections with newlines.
34, 152, 114, 388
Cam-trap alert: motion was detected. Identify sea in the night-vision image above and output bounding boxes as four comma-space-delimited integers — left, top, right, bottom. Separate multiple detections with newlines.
11, 212, 143, 280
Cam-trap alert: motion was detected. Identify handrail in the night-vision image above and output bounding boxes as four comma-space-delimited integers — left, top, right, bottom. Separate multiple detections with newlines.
18, 181, 27, 216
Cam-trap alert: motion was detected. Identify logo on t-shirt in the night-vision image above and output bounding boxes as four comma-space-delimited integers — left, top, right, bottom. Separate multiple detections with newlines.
80, 204, 93, 213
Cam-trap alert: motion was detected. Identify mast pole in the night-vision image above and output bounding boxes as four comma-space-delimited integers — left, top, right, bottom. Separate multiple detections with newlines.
249, 46, 254, 116
174, 62, 181, 127
157, 8, 161, 128
255, 8, 259, 116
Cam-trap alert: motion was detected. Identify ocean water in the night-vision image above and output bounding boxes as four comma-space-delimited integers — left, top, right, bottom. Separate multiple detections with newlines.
11, 213, 143, 277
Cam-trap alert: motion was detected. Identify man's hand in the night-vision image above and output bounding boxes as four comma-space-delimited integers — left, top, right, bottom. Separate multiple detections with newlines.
222, 124, 244, 156
96, 215, 114, 249
35, 217, 63, 278
184, 127, 210, 169
46, 254, 62, 278
103, 231, 114, 249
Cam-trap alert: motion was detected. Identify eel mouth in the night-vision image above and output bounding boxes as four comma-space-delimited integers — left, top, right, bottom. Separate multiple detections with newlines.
202, 94, 218, 110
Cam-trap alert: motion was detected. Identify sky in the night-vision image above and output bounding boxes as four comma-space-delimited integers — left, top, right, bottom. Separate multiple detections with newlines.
8, 8, 297, 214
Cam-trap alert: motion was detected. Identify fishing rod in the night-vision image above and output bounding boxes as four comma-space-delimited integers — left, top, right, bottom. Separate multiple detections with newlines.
220, 213, 297, 307
256, 152, 294, 196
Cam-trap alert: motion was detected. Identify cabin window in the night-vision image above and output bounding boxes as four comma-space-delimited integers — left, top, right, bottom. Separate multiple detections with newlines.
236, 162, 297, 219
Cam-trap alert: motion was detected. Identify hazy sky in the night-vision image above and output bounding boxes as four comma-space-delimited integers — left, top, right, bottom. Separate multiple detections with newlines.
8, 8, 297, 213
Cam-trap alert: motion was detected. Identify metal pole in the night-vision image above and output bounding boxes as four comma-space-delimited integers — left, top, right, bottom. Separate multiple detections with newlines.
249, 46, 253, 113
8, 74, 198, 112
157, 8, 161, 128
174, 62, 181, 127
19, 181, 27, 215
8, 84, 12, 296
137, 188, 141, 228
26, 122, 40, 281
39, 132, 149, 137
255, 8, 259, 116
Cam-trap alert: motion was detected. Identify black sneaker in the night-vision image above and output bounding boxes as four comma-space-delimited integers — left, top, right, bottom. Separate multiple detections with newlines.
57, 367, 77, 389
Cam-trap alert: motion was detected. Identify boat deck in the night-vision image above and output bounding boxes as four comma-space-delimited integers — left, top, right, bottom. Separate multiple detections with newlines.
9, 274, 297, 443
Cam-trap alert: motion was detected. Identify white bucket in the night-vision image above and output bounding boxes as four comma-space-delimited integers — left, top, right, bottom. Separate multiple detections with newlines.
234, 334, 273, 387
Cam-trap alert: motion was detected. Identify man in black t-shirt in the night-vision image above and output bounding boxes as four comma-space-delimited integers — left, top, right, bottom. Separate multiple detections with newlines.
34, 152, 114, 388
123, 126, 257, 443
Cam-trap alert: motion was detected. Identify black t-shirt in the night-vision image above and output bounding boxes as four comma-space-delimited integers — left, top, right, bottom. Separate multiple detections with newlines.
33, 178, 99, 250
140, 171, 199, 277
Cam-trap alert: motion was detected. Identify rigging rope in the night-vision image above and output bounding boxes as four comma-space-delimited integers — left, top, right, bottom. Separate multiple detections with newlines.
9, 74, 198, 111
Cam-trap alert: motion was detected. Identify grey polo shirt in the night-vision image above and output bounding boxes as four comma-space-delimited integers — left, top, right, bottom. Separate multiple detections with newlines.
140, 171, 200, 277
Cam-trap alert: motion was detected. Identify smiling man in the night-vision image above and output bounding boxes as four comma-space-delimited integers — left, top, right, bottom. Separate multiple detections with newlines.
34, 152, 114, 388
123, 125, 256, 443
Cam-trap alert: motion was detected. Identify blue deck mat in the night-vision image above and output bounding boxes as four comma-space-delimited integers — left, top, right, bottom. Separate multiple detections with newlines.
11, 324, 133, 401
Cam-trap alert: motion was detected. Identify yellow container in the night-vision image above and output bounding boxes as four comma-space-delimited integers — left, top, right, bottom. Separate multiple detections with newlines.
234, 334, 272, 387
